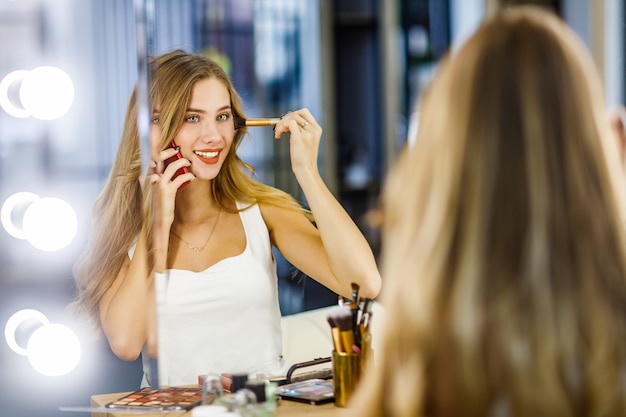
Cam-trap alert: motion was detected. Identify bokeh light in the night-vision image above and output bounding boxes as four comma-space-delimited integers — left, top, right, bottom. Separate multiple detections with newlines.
23, 197, 78, 251
20, 66, 75, 120
26, 323, 81, 376
4, 309, 49, 356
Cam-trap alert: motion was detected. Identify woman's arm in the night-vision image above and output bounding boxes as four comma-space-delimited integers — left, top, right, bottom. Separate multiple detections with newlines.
98, 148, 189, 361
98, 231, 155, 361
267, 109, 381, 299
262, 202, 380, 300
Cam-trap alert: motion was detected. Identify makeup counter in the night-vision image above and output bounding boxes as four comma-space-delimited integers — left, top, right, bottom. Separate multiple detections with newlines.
91, 390, 344, 417
88, 304, 382, 417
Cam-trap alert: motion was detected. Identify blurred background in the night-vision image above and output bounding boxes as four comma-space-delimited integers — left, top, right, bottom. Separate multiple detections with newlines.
0, 0, 622, 416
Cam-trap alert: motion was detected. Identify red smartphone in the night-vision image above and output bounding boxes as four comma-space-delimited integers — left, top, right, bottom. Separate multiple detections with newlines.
163, 140, 191, 189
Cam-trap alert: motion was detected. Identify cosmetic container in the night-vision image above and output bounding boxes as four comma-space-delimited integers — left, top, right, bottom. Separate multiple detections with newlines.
191, 405, 228, 417
332, 350, 362, 407
230, 373, 249, 393
244, 380, 278, 417
201, 373, 225, 405
231, 388, 258, 417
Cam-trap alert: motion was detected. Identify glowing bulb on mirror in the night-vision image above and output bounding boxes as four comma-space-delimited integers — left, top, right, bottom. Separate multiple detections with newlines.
1, 192, 40, 239
23, 197, 78, 251
0, 70, 30, 118
1, 193, 77, 251
27, 323, 81, 376
4, 309, 49, 356
20, 66, 75, 120
5, 310, 82, 376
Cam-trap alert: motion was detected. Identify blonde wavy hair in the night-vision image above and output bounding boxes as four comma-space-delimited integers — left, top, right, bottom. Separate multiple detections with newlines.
72, 50, 307, 333
351, 6, 626, 417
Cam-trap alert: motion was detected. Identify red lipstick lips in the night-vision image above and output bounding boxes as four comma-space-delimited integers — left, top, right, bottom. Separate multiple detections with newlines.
194, 149, 220, 164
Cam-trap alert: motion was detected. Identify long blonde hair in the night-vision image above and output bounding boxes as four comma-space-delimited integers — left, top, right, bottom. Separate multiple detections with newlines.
351, 7, 626, 417
72, 50, 307, 333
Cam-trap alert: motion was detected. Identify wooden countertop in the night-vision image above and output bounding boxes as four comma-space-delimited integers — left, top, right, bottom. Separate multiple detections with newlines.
91, 391, 347, 417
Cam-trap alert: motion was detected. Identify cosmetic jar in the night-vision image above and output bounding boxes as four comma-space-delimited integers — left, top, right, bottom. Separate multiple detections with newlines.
230, 373, 249, 393
191, 405, 228, 417
244, 380, 278, 417
201, 373, 224, 405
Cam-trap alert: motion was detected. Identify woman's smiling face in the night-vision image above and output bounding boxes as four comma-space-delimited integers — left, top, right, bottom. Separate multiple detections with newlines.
172, 77, 235, 181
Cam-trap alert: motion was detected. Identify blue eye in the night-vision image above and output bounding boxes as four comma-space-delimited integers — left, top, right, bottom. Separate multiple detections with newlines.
151, 116, 160, 124
185, 115, 199, 123
217, 113, 231, 122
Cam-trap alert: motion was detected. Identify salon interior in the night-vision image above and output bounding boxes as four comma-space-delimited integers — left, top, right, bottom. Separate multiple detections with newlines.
0, 0, 622, 416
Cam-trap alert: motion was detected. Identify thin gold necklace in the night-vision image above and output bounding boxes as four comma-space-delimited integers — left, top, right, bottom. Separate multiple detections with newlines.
170, 207, 222, 252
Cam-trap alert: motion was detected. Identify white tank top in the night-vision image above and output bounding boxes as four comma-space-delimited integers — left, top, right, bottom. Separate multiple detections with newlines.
139, 202, 287, 387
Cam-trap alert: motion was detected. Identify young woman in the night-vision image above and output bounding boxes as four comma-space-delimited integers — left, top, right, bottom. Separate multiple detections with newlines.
73, 50, 381, 386
350, 6, 626, 417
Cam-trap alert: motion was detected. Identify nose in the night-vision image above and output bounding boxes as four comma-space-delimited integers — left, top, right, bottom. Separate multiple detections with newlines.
199, 118, 220, 143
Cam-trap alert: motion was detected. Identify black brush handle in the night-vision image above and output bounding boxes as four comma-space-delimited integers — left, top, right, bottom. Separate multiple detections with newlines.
351, 304, 361, 348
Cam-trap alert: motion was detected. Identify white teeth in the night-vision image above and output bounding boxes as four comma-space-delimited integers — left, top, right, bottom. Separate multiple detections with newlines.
194, 150, 219, 158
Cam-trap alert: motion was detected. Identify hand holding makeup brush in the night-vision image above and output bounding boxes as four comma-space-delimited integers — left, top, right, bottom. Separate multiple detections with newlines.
271, 108, 321, 178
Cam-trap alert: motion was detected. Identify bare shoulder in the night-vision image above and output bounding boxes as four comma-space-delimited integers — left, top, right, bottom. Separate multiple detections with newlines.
258, 202, 314, 235
259, 202, 294, 228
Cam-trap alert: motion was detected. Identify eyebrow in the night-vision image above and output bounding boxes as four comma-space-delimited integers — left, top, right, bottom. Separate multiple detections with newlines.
186, 105, 232, 113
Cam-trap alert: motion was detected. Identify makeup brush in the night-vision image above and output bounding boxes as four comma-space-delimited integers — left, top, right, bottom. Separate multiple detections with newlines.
327, 316, 342, 353
361, 298, 373, 330
351, 282, 360, 305
234, 115, 280, 129
349, 283, 361, 349
329, 305, 356, 353
359, 299, 374, 362
244, 117, 280, 126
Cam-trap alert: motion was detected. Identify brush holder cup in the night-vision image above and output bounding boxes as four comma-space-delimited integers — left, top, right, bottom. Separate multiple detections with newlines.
332, 350, 363, 407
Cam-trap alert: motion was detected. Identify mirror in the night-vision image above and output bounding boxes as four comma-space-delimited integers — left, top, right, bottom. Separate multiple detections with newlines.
0, 1, 337, 414
1, 1, 621, 416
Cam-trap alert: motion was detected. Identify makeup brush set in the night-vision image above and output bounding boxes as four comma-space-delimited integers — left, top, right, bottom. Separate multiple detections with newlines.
326, 283, 374, 407
326, 283, 374, 356
278, 284, 374, 407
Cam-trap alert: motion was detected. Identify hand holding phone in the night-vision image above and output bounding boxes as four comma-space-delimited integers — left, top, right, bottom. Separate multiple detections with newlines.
163, 141, 191, 189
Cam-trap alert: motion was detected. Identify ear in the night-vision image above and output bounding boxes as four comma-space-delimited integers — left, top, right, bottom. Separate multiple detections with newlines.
609, 106, 626, 166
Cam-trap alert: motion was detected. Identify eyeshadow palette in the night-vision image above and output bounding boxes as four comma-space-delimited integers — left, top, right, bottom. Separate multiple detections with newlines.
105, 387, 203, 411
276, 378, 335, 405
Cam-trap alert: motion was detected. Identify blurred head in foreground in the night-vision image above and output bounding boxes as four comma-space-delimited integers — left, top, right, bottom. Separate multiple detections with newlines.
351, 6, 626, 417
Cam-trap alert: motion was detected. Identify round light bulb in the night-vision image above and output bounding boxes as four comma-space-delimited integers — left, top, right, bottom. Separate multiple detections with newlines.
23, 197, 77, 251
1, 192, 40, 239
20, 66, 74, 120
0, 70, 30, 118
27, 323, 81, 376
4, 309, 49, 356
